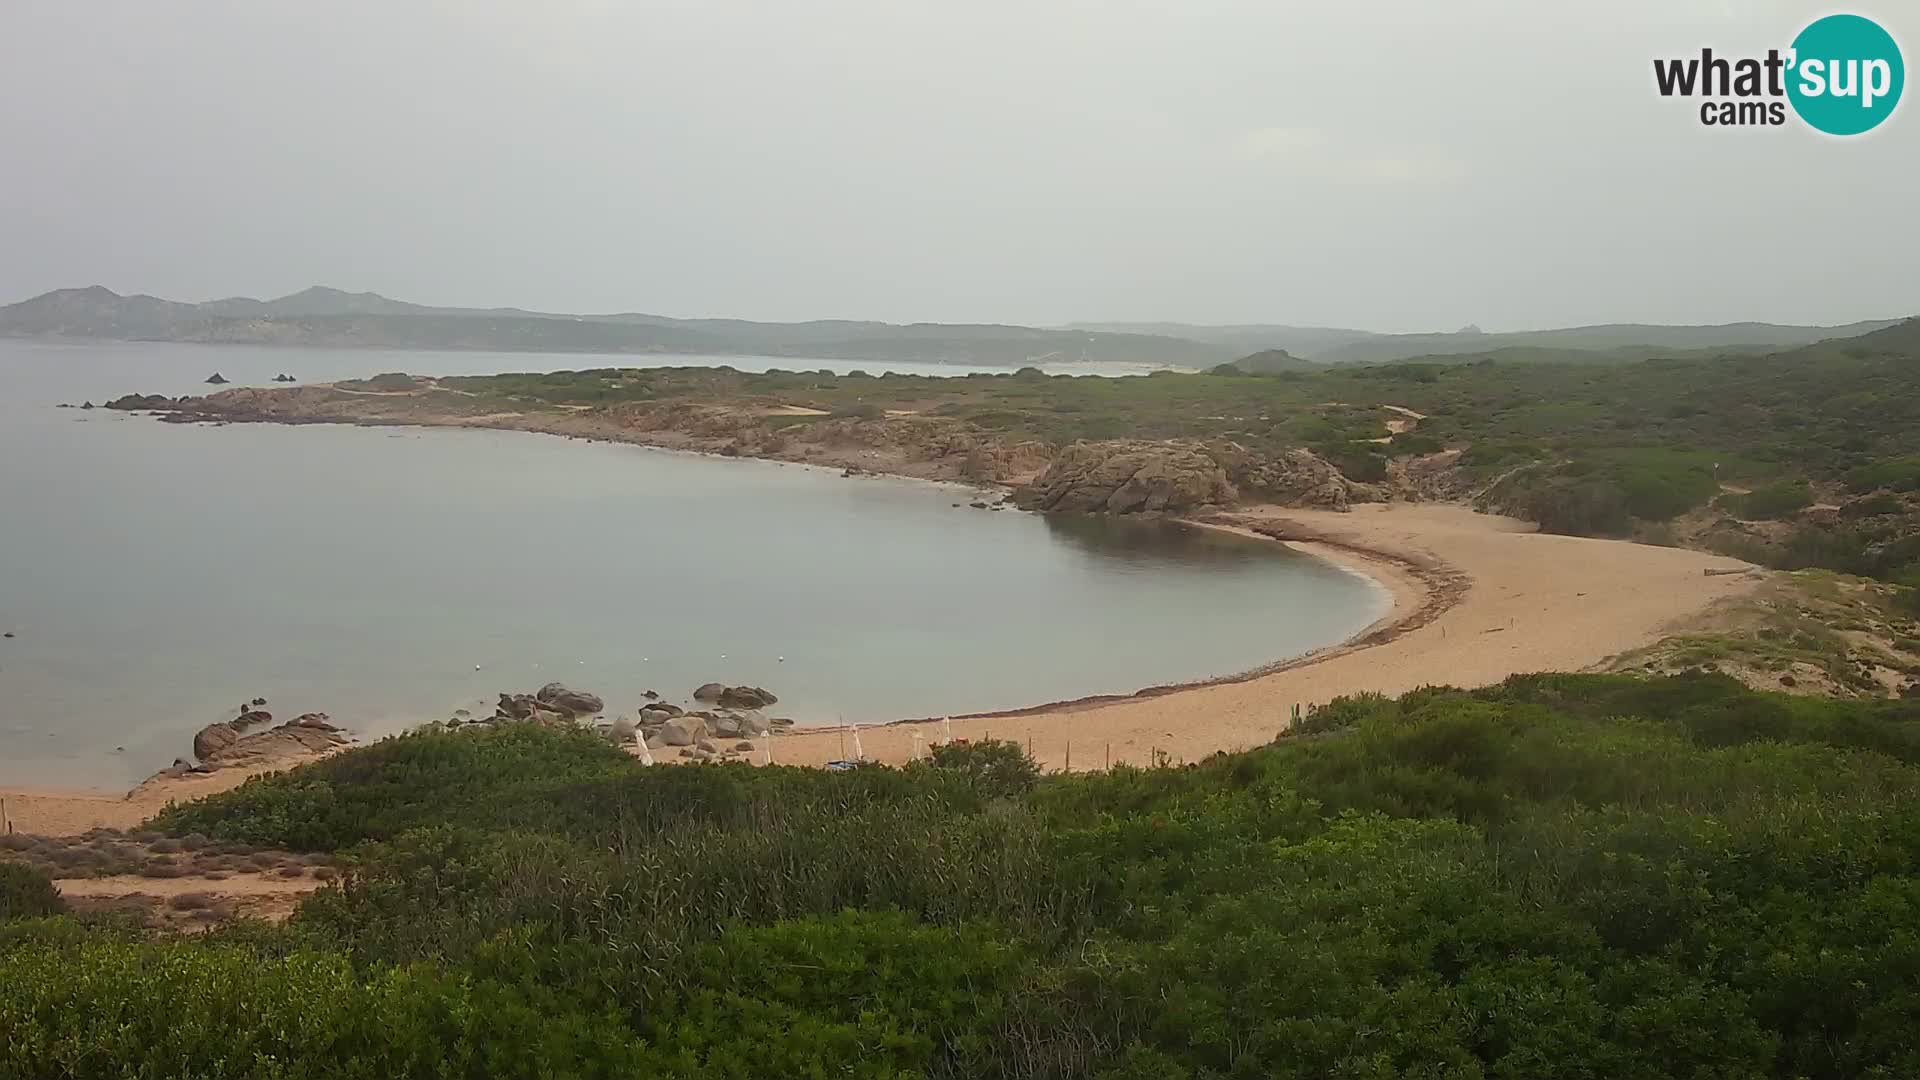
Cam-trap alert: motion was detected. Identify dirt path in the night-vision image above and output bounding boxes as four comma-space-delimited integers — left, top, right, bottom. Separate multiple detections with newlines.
54, 870, 325, 929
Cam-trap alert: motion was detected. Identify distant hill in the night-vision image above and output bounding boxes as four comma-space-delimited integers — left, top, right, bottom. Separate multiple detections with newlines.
1226, 348, 1316, 374
4, 285, 1896, 369
1066, 321, 1380, 356
1310, 320, 1900, 365
1070, 318, 1899, 365
0, 286, 1240, 368
1, 285, 200, 338
199, 286, 438, 319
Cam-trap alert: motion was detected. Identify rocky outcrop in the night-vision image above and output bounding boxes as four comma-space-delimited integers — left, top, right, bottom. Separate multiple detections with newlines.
191, 708, 274, 761
654, 715, 707, 747
639, 703, 683, 723
1021, 441, 1237, 514
493, 690, 574, 725
496, 692, 540, 720
205, 372, 229, 384
717, 686, 777, 710
105, 393, 178, 411
535, 682, 604, 717
1208, 445, 1385, 511
189, 710, 349, 769
1016, 439, 1392, 515
709, 710, 771, 739
192, 721, 243, 761
692, 682, 726, 702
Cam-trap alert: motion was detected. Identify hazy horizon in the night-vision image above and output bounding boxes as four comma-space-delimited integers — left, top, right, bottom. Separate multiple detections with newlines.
2, 2, 1912, 333
2, 280, 1906, 337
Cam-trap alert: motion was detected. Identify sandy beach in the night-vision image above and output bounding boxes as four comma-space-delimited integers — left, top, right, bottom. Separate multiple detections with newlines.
760, 502, 1760, 771
1, 501, 1760, 834
0, 744, 328, 837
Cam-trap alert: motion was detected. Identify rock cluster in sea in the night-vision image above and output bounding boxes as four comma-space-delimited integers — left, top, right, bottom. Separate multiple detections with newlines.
487, 681, 607, 725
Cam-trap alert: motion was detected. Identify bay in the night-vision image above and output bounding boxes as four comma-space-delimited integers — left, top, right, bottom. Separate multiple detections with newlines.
0, 341, 1387, 789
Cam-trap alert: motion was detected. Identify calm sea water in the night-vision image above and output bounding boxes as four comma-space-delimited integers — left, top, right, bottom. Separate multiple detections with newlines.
0, 340, 1386, 789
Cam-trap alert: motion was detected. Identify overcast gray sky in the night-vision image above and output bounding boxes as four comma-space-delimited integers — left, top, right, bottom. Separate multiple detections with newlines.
1, 1, 1911, 331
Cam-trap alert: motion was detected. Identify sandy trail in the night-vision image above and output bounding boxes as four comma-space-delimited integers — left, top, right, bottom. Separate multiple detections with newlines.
53, 871, 325, 927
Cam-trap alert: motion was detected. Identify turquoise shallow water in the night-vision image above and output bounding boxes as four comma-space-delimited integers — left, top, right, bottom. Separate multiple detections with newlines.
0, 340, 1387, 789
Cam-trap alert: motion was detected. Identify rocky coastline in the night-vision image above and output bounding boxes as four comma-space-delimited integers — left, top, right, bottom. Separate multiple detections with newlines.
104, 379, 1415, 518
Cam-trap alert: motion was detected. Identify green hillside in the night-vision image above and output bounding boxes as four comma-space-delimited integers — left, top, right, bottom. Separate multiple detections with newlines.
5, 674, 1919, 1076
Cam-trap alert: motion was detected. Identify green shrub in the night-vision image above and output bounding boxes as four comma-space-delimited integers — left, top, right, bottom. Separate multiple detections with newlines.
0, 863, 65, 920
1725, 481, 1814, 520
919, 738, 1041, 798
39, 675, 1920, 1076
1845, 456, 1920, 493
149, 723, 637, 850
1611, 457, 1718, 521
1391, 432, 1444, 456
0, 941, 646, 1078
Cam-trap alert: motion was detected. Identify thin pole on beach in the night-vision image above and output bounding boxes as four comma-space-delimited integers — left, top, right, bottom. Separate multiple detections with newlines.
1064, 741, 1071, 773
1105, 743, 1110, 770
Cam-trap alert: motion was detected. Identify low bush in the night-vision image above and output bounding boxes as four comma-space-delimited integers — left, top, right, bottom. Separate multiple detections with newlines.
0, 863, 66, 920
0, 942, 648, 1078
4, 675, 1910, 1076
1725, 481, 1814, 520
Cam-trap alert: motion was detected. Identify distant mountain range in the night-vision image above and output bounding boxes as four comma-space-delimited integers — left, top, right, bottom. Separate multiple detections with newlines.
0, 286, 1236, 368
1, 285, 1898, 368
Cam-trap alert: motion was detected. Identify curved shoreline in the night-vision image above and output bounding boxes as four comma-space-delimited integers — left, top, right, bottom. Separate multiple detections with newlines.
0, 510, 1424, 834
888, 516, 1452, 725
763, 502, 1763, 771
2, 406, 1765, 829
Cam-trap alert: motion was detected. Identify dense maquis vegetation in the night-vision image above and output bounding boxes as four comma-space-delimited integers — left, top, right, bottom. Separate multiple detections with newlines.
6, 673, 1920, 1077
436, 319, 1920, 584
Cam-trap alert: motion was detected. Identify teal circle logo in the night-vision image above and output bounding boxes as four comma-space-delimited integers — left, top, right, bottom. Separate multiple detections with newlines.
1787, 14, 1904, 135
